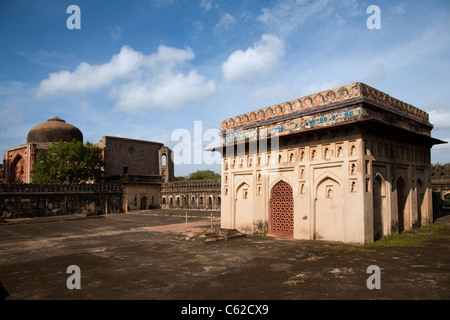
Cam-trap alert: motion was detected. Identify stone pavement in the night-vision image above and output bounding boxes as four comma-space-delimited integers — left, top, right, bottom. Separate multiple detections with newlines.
0, 210, 449, 304
145, 219, 219, 233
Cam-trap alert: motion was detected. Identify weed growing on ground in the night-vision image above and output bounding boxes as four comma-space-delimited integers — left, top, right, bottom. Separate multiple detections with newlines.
368, 224, 450, 247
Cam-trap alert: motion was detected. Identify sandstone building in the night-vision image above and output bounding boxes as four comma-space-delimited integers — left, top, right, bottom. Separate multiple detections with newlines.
1, 118, 174, 215
96, 136, 174, 211
212, 82, 445, 244
2, 117, 83, 184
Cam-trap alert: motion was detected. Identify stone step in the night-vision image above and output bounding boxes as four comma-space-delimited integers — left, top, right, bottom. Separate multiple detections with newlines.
203, 228, 246, 244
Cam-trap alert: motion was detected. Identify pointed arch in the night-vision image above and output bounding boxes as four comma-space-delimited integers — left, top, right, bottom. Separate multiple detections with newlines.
396, 177, 406, 233
314, 173, 344, 241
373, 173, 387, 241
416, 178, 424, 228
234, 177, 253, 233
9, 154, 25, 184
235, 177, 252, 195
140, 196, 147, 210
314, 172, 342, 196
269, 176, 295, 194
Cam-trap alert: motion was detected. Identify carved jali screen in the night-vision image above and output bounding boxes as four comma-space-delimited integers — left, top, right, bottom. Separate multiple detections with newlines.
270, 180, 293, 237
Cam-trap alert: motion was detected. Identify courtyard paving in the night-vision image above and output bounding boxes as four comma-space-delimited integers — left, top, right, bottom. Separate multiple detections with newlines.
0, 210, 449, 304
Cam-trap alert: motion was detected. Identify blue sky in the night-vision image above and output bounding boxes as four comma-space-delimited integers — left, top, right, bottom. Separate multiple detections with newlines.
1, 0, 450, 177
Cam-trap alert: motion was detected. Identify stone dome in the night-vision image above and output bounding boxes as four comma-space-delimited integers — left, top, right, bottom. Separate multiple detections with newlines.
27, 117, 83, 144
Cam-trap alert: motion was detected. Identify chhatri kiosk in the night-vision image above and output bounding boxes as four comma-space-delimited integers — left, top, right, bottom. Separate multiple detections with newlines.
213, 82, 444, 244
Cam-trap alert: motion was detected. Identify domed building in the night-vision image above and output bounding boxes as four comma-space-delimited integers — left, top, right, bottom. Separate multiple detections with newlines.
1, 116, 175, 213
27, 117, 83, 146
2, 117, 83, 183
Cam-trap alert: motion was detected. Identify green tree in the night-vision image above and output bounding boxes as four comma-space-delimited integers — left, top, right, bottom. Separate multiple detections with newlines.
186, 170, 221, 180
33, 139, 104, 184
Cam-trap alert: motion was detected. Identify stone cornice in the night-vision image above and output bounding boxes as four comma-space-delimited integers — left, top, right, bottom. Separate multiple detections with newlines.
221, 82, 430, 133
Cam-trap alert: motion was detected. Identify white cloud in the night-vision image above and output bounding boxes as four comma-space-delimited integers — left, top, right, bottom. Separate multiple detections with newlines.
257, 0, 362, 36
431, 137, 450, 164
200, 0, 212, 11
115, 71, 216, 111
109, 25, 122, 41
429, 110, 450, 130
222, 34, 285, 82
35, 45, 215, 111
257, 0, 328, 35
392, 2, 407, 15
213, 12, 236, 34
143, 45, 195, 74
36, 46, 143, 96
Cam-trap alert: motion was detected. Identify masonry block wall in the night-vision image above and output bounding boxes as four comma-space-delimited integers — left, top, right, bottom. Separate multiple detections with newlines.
102, 136, 164, 178
0, 183, 124, 219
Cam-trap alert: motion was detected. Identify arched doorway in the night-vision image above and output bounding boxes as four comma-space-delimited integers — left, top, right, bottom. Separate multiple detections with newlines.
270, 180, 293, 237
416, 179, 424, 228
397, 178, 406, 233
208, 196, 213, 208
140, 196, 147, 210
9, 155, 25, 183
373, 175, 385, 241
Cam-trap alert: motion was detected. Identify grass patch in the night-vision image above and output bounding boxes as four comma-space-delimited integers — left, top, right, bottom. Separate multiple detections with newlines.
369, 232, 424, 247
368, 224, 450, 247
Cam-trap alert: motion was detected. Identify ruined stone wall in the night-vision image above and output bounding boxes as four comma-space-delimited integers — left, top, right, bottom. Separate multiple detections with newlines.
431, 164, 450, 215
102, 136, 164, 178
3, 144, 37, 184
0, 183, 124, 219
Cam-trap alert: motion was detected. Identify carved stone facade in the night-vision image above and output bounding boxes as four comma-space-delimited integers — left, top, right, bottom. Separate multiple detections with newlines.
161, 180, 221, 211
212, 82, 445, 244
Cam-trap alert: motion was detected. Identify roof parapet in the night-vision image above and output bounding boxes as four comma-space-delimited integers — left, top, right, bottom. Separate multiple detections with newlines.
221, 82, 430, 133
